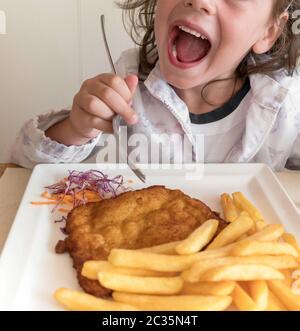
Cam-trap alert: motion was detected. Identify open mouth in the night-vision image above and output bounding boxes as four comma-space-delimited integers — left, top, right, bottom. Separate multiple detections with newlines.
168, 24, 212, 68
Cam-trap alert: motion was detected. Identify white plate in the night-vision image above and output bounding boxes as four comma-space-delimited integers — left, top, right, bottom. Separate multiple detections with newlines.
0, 163, 299, 311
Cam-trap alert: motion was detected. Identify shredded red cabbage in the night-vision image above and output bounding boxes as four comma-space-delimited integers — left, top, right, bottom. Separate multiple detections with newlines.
45, 169, 126, 211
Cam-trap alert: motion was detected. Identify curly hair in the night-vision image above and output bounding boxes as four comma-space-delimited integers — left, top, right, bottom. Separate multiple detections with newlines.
117, 0, 157, 80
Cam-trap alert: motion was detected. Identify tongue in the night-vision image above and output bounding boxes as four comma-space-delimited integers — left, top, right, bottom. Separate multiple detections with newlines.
176, 30, 210, 63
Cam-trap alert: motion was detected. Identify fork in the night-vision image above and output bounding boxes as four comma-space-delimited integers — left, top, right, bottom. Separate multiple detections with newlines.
100, 14, 146, 183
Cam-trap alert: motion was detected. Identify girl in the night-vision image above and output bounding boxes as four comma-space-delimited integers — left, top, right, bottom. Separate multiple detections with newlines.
11, 0, 300, 170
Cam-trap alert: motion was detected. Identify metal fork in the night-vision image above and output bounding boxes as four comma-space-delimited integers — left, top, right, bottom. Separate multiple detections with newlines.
100, 14, 146, 183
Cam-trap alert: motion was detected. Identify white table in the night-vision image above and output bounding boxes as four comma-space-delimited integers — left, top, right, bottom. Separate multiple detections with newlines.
0, 168, 299, 253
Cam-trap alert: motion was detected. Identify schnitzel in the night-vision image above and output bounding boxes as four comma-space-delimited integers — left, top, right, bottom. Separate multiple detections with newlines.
55, 186, 227, 297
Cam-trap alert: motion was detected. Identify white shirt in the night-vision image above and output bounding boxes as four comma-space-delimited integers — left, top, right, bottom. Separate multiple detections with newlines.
190, 111, 248, 163
189, 78, 251, 162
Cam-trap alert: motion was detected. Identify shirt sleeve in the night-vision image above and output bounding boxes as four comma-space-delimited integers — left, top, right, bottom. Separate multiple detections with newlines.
10, 108, 102, 169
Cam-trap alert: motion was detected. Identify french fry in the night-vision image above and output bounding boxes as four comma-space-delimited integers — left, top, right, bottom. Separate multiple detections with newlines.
139, 241, 180, 255
267, 291, 287, 311
207, 215, 253, 250
243, 211, 257, 235
207, 213, 254, 250
231, 224, 284, 245
280, 269, 293, 287
82, 261, 177, 280
282, 233, 300, 258
109, 249, 198, 272
221, 193, 239, 222
108, 248, 232, 272
267, 280, 300, 311
248, 280, 269, 310
247, 226, 258, 236
186, 245, 233, 261
249, 224, 284, 242
199, 264, 284, 282
237, 234, 249, 240
181, 255, 298, 283
113, 292, 232, 311
54, 288, 138, 311
256, 220, 267, 232
232, 192, 264, 222
98, 272, 183, 295
230, 241, 299, 258
181, 281, 236, 296
175, 219, 219, 255
231, 283, 258, 311
247, 227, 257, 236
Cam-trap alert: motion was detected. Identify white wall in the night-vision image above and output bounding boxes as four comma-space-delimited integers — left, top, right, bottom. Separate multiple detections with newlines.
0, 0, 134, 162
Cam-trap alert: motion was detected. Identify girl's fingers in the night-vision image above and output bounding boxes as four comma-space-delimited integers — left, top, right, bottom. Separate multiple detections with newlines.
78, 94, 115, 121
78, 108, 114, 133
124, 74, 139, 95
71, 104, 113, 136
89, 116, 114, 133
99, 73, 134, 103
89, 82, 138, 125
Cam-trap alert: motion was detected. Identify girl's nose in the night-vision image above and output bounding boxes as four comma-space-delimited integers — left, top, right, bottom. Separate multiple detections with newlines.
183, 0, 217, 15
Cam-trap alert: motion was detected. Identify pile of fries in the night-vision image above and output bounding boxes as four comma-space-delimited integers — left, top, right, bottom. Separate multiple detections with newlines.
54, 192, 300, 311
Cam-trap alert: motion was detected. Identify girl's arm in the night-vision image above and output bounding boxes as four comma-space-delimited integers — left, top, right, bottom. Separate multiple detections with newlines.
9, 109, 102, 169
45, 117, 95, 147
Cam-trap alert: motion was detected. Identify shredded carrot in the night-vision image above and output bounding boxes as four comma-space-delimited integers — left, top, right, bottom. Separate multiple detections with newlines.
32, 189, 102, 210
31, 201, 58, 205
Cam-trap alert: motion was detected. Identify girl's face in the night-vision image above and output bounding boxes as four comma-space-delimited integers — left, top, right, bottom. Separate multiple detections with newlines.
154, 0, 280, 89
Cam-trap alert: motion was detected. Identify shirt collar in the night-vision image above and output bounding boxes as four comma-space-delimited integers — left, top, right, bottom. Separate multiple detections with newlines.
144, 61, 191, 124
249, 73, 290, 112
144, 58, 293, 116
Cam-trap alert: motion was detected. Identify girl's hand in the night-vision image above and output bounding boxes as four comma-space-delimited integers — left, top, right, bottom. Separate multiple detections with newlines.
69, 73, 139, 139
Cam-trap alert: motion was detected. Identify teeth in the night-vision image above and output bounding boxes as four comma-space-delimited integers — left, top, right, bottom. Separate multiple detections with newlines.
178, 25, 207, 40
172, 44, 177, 58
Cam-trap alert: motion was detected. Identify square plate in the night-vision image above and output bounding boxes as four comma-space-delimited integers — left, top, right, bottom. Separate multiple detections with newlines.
0, 163, 299, 310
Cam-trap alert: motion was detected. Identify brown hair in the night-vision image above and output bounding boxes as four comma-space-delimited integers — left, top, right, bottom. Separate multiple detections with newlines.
117, 0, 300, 96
